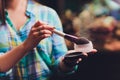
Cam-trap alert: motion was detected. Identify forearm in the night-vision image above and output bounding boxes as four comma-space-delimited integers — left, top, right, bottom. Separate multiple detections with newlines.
0, 21, 54, 72
0, 42, 29, 72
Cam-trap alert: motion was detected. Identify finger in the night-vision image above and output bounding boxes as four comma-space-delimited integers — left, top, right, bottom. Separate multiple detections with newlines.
32, 25, 54, 33
34, 20, 53, 28
87, 49, 97, 55
39, 25, 54, 31
92, 49, 97, 53
38, 20, 47, 25
33, 30, 53, 36
39, 34, 51, 39
33, 21, 42, 28
31, 26, 43, 32
82, 52, 88, 56
33, 20, 48, 29
76, 58, 82, 64
36, 21, 47, 26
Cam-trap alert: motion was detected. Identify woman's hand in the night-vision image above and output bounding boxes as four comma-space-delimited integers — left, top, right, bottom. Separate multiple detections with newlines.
59, 49, 97, 72
63, 49, 97, 66
23, 21, 54, 51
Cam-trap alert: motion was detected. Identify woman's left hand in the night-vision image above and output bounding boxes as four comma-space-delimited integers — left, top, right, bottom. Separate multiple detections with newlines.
62, 49, 97, 67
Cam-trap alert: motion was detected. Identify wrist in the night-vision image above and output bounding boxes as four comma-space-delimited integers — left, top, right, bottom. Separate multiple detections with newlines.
21, 41, 33, 52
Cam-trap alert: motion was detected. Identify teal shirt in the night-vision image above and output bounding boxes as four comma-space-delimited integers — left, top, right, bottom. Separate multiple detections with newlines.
0, 0, 68, 80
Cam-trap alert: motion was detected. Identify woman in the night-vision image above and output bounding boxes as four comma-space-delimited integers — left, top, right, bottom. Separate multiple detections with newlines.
0, 0, 96, 80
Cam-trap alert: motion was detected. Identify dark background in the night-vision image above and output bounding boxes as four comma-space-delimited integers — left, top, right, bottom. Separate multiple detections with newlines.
38, 0, 93, 14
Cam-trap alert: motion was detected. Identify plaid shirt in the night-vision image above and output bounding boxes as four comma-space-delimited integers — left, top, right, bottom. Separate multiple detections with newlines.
0, 0, 67, 80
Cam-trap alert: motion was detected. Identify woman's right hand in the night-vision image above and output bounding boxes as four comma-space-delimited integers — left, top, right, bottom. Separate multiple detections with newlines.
23, 21, 54, 51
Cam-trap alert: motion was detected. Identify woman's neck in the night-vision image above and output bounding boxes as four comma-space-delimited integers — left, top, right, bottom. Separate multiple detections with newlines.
5, 0, 28, 11
5, 0, 29, 30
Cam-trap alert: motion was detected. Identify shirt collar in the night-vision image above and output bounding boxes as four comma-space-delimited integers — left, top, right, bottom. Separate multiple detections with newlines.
26, 0, 36, 18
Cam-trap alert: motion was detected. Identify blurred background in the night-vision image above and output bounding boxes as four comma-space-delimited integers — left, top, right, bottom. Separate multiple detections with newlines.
38, 0, 120, 80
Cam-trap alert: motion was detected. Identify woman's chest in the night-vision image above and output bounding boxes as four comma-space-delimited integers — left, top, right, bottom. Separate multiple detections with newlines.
0, 25, 28, 52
